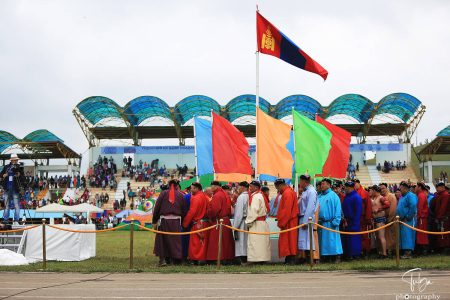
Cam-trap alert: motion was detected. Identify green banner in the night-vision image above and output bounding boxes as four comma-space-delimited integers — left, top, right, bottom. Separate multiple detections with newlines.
179, 173, 216, 190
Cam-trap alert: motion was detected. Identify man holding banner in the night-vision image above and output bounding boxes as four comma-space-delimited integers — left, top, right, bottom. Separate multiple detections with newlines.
246, 181, 271, 263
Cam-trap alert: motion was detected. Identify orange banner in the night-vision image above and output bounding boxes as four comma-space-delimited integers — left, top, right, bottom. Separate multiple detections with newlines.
214, 173, 252, 182
256, 108, 293, 178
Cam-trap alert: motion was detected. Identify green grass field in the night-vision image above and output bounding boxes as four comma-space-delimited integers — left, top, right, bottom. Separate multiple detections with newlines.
1, 231, 449, 273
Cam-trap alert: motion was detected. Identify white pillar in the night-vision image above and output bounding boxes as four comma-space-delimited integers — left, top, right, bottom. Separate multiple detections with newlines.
427, 160, 433, 183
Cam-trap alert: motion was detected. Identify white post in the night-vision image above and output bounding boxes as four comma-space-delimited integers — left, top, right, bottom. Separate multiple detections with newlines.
255, 51, 260, 180
193, 116, 199, 182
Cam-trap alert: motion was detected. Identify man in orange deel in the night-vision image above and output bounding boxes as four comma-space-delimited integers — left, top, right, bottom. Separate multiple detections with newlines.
275, 178, 299, 264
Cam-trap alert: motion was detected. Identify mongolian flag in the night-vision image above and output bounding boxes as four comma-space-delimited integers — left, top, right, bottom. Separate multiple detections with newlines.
257, 11, 328, 80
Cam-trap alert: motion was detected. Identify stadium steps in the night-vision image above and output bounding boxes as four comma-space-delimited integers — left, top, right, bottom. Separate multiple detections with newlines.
99, 177, 129, 210
354, 166, 372, 186
378, 167, 419, 185
88, 188, 117, 210
86, 174, 123, 210
368, 166, 382, 185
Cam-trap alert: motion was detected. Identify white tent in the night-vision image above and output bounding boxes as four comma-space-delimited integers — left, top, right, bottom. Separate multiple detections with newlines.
36, 203, 69, 213
69, 203, 104, 213
36, 203, 103, 214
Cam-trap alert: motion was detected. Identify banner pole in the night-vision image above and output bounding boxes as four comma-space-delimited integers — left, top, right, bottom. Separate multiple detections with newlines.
211, 109, 215, 180
193, 115, 199, 182
292, 107, 296, 185
255, 50, 260, 180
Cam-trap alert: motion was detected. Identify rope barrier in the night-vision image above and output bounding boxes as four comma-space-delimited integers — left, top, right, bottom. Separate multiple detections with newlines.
314, 222, 394, 235
5, 221, 447, 236
0, 224, 40, 233
47, 224, 129, 233
136, 224, 217, 235
399, 221, 450, 235
223, 223, 307, 235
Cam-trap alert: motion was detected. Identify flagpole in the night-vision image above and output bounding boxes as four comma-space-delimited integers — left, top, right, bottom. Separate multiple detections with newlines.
211, 109, 216, 180
193, 116, 199, 182
292, 107, 298, 193
255, 50, 260, 181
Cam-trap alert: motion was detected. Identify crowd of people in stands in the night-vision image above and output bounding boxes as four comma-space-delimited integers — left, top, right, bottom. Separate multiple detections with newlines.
377, 160, 407, 173
122, 157, 171, 185
88, 156, 117, 190
0, 186, 92, 211
150, 176, 449, 266
18, 173, 85, 190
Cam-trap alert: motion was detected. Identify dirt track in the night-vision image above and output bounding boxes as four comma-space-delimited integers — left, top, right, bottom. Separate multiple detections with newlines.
0, 271, 449, 299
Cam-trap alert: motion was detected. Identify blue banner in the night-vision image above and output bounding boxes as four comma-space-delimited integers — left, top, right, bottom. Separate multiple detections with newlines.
101, 146, 195, 155
349, 143, 403, 152
195, 118, 214, 176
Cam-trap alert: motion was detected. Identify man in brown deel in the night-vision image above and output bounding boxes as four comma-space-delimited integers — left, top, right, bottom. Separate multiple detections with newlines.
152, 179, 187, 266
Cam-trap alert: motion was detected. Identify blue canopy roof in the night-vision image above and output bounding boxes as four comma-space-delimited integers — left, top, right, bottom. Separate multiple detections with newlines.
326, 94, 374, 123
76, 96, 123, 125
124, 96, 172, 126
174, 95, 221, 125
437, 125, 450, 137
0, 130, 19, 153
375, 93, 422, 122
23, 129, 63, 143
275, 95, 322, 120
226, 94, 270, 123
74, 93, 423, 127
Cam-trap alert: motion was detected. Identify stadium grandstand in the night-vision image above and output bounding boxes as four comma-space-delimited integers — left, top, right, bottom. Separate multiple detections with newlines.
73, 93, 425, 147
69, 92, 431, 202
0, 129, 80, 164
416, 125, 450, 184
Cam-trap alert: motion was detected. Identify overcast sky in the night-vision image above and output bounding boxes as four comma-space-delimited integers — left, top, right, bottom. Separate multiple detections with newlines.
1, 0, 449, 154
